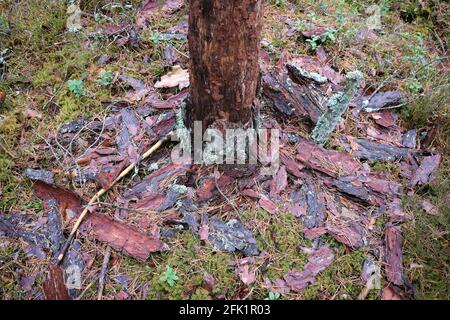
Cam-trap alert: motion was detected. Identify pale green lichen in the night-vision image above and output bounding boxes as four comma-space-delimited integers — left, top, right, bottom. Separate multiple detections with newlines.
311, 71, 363, 145
171, 184, 187, 194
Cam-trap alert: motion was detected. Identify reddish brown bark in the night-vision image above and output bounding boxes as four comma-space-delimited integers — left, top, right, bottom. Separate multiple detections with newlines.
188, 0, 263, 129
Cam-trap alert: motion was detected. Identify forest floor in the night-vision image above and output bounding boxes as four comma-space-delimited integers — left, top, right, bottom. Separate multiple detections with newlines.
0, 0, 448, 300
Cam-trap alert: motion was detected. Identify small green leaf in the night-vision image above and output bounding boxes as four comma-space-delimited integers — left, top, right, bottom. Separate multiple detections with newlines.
149, 32, 162, 44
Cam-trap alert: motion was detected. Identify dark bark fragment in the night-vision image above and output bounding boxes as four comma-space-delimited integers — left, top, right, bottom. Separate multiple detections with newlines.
302, 181, 326, 229
25, 168, 54, 185
361, 91, 405, 112
402, 129, 417, 149
342, 136, 410, 161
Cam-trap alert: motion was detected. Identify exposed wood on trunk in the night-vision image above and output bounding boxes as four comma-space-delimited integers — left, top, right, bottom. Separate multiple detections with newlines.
188, 0, 263, 129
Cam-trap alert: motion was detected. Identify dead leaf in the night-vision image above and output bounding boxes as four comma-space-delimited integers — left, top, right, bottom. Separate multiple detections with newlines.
421, 200, 438, 215
137, 0, 185, 28
199, 223, 209, 241
381, 285, 403, 300
259, 195, 278, 214
154, 65, 189, 90
23, 109, 43, 120
235, 264, 256, 285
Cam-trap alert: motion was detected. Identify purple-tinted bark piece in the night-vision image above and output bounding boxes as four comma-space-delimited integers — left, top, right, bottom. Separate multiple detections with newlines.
385, 225, 404, 286
361, 91, 405, 112
283, 245, 334, 292
410, 154, 441, 187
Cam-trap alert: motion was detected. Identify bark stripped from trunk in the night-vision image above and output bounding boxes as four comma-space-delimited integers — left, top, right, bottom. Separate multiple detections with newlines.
188, 0, 263, 129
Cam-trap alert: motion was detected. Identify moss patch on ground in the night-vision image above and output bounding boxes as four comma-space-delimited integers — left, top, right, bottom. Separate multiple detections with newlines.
0, 0, 448, 300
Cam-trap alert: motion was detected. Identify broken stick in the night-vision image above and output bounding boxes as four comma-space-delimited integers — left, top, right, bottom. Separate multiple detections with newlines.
97, 246, 111, 300
57, 132, 173, 264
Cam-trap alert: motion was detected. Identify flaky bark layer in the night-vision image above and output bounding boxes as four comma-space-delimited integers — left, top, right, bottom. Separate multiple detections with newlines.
188, 0, 263, 129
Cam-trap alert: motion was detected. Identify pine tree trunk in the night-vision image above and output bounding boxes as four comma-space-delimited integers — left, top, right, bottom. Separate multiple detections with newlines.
188, 0, 263, 129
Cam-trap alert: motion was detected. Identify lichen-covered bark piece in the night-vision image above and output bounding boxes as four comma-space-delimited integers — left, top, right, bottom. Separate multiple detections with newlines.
311, 71, 363, 145
207, 217, 260, 257
189, 0, 263, 128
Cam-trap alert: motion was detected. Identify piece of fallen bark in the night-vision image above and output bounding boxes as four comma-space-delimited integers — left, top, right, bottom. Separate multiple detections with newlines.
84, 211, 166, 262
326, 222, 366, 248
370, 110, 398, 127
33, 182, 166, 262
43, 264, 71, 300
154, 65, 189, 90
361, 91, 405, 112
206, 216, 259, 257
402, 129, 417, 149
119, 75, 149, 102
46, 199, 66, 257
262, 66, 325, 122
136, 0, 185, 28
270, 165, 287, 195
311, 71, 363, 145
144, 89, 188, 109
303, 227, 327, 239
410, 154, 441, 187
283, 245, 334, 292
341, 136, 410, 161
302, 181, 326, 229
385, 225, 404, 286
0, 214, 51, 249
259, 195, 278, 215
282, 51, 343, 85
296, 138, 362, 177
164, 44, 177, 65
26, 168, 54, 184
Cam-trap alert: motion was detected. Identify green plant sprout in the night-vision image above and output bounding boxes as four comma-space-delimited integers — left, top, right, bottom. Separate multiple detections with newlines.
265, 292, 281, 300
160, 266, 179, 287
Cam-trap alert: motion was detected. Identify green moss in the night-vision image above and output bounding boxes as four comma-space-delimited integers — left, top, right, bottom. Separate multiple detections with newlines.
402, 162, 450, 299
0, 242, 27, 299
146, 232, 239, 300
370, 161, 401, 177
301, 246, 368, 300
55, 87, 103, 124
243, 210, 309, 280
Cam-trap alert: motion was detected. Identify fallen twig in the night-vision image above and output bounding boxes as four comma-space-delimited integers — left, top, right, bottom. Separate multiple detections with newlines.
57, 132, 173, 264
97, 246, 111, 300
